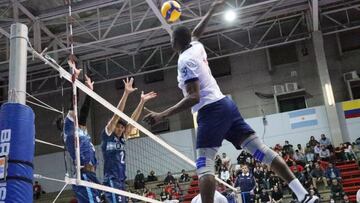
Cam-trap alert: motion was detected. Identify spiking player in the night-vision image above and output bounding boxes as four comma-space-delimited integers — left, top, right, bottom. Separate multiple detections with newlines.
144, 0, 319, 203
64, 59, 103, 203
101, 78, 157, 203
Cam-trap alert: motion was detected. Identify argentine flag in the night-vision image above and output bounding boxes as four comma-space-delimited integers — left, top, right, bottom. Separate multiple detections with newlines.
289, 108, 318, 129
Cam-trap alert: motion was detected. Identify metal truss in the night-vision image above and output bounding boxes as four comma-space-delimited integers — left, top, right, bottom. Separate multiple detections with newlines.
0, 0, 360, 97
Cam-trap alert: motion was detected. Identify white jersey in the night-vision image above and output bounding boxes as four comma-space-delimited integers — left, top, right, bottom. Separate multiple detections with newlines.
177, 41, 225, 112
191, 191, 228, 203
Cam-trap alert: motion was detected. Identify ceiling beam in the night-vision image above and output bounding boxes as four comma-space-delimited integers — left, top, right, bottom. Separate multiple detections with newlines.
144, 0, 172, 36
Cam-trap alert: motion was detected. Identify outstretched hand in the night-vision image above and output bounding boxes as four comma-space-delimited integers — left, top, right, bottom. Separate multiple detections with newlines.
67, 59, 81, 79
141, 91, 157, 103
143, 107, 165, 126
84, 75, 94, 90
123, 77, 137, 94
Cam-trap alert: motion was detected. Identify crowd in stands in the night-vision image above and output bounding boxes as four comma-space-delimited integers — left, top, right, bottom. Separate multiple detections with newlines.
214, 134, 359, 203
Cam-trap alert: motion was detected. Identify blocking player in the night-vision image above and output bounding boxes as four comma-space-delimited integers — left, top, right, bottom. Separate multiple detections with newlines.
101, 78, 157, 203
143, 1, 319, 203
64, 60, 103, 203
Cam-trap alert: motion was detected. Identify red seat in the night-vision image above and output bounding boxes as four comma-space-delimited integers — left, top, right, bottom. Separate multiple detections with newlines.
341, 170, 360, 178
337, 163, 358, 170
342, 177, 360, 187
191, 180, 199, 186
348, 194, 356, 202
336, 160, 356, 166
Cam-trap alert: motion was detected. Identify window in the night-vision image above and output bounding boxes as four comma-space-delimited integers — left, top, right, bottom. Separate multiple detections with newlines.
339, 29, 360, 52
144, 65, 164, 83
278, 96, 306, 113
208, 57, 231, 78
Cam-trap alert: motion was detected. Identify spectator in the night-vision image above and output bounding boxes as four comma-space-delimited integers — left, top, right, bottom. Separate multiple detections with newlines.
251, 182, 262, 203
334, 146, 346, 161
234, 165, 255, 203
293, 149, 306, 164
215, 155, 222, 174
144, 188, 156, 200
319, 134, 332, 148
273, 144, 283, 156
237, 150, 249, 165
165, 182, 174, 194
259, 188, 271, 203
254, 165, 266, 188
344, 143, 356, 161
271, 185, 283, 203
33, 181, 42, 200
308, 136, 319, 148
282, 140, 294, 155
134, 170, 145, 189
293, 168, 305, 185
310, 163, 328, 188
297, 144, 305, 154
160, 188, 171, 201
313, 143, 322, 160
179, 169, 190, 182
319, 145, 331, 161
290, 161, 304, 173
268, 172, 281, 190
164, 171, 175, 184
325, 163, 341, 182
283, 153, 294, 166
147, 170, 158, 182
342, 195, 350, 203
305, 143, 315, 163
330, 179, 345, 201
308, 184, 321, 199
220, 166, 231, 185
221, 153, 231, 170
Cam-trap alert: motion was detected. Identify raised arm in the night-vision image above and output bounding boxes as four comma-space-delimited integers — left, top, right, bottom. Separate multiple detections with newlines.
105, 78, 137, 135
124, 91, 157, 138
143, 80, 200, 126
191, 0, 225, 41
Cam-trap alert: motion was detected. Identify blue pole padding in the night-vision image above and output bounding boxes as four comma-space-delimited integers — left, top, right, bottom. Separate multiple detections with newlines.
0, 103, 35, 203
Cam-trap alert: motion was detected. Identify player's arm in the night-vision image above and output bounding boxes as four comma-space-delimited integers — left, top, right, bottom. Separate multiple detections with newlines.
192, 0, 225, 41
143, 80, 200, 126
105, 78, 137, 135
124, 91, 157, 138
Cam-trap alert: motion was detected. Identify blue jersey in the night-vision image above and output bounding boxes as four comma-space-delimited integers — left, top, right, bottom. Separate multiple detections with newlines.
101, 129, 126, 180
64, 114, 97, 166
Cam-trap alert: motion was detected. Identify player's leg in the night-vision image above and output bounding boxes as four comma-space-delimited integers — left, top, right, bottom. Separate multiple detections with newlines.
225, 101, 318, 203
195, 98, 233, 203
82, 172, 104, 203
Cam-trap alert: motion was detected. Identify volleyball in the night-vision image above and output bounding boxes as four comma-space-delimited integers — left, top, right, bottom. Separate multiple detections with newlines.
161, 1, 181, 22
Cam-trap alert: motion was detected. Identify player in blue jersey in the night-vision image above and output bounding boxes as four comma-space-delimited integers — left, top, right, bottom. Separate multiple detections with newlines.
101, 77, 157, 203
144, 1, 319, 203
64, 59, 103, 203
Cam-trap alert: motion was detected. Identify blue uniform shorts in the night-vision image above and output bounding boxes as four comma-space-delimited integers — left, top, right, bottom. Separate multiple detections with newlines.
196, 97, 255, 149
73, 171, 102, 203
103, 177, 126, 203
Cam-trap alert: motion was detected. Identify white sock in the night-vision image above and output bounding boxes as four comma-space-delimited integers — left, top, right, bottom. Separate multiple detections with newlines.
288, 179, 308, 201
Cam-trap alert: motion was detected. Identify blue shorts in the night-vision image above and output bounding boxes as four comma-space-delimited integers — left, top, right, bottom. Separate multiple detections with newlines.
196, 97, 255, 149
73, 171, 102, 203
103, 177, 126, 203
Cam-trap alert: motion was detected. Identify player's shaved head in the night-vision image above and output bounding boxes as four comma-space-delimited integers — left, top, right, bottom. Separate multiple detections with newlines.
172, 26, 191, 51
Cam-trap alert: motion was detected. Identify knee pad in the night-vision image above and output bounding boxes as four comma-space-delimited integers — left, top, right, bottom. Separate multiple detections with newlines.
196, 147, 218, 178
241, 134, 279, 165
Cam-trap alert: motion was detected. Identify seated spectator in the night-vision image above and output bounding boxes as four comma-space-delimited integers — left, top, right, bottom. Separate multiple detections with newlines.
235, 165, 255, 203
325, 163, 341, 182
293, 149, 306, 164
254, 165, 266, 187
308, 184, 320, 199
293, 168, 305, 185
310, 163, 328, 188
313, 143, 322, 160
344, 143, 356, 161
251, 182, 262, 203
147, 170, 158, 182
237, 150, 250, 165
305, 143, 315, 163
342, 195, 350, 203
273, 144, 283, 156
297, 144, 304, 153
33, 181, 42, 200
330, 179, 345, 201
290, 161, 304, 173
319, 134, 332, 150
283, 153, 294, 166
282, 140, 294, 155
220, 166, 231, 185
271, 185, 283, 203
164, 171, 175, 184
302, 166, 313, 189
134, 170, 145, 190
165, 182, 174, 194
179, 169, 190, 182
308, 136, 319, 148
334, 146, 346, 161
259, 188, 271, 203
144, 188, 156, 200
221, 153, 231, 170
215, 155, 222, 173
319, 145, 331, 161
160, 188, 171, 201
268, 172, 281, 190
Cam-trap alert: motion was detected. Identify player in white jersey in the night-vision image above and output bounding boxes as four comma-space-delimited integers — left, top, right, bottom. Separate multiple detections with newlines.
191, 191, 227, 203
144, 1, 319, 203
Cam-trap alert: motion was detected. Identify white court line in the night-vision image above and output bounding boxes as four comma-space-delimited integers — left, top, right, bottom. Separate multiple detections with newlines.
29, 47, 237, 191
